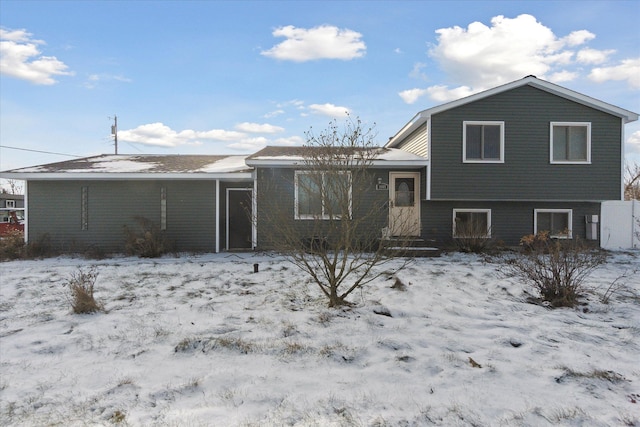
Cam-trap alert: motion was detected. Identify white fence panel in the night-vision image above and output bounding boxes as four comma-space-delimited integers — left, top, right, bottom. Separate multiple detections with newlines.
600, 200, 640, 250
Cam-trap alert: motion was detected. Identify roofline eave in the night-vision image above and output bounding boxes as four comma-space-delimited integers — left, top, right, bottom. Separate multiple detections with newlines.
0, 172, 255, 181
245, 159, 429, 168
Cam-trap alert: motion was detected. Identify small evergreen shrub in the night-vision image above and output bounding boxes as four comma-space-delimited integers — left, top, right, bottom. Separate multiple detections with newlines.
64, 267, 103, 314
123, 216, 172, 258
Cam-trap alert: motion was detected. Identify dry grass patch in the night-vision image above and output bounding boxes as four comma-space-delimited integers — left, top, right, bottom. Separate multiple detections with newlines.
64, 267, 103, 314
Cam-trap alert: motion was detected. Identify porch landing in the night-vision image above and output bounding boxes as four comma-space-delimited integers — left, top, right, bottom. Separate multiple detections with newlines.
379, 237, 441, 257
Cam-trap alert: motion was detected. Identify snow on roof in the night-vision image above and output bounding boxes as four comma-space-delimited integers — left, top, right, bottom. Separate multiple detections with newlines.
1, 154, 253, 179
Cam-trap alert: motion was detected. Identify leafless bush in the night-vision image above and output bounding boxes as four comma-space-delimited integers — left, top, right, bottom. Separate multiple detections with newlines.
600, 268, 638, 304
0, 229, 25, 260
256, 117, 412, 307
453, 222, 496, 253
64, 267, 103, 314
123, 216, 172, 258
24, 233, 53, 258
504, 236, 605, 308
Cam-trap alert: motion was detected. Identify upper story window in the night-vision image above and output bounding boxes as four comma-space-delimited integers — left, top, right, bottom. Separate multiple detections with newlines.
463, 121, 505, 163
295, 171, 351, 220
5, 200, 16, 208
550, 122, 591, 164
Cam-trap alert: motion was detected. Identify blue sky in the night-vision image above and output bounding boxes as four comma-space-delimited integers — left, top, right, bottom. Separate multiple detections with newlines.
1, 0, 639, 174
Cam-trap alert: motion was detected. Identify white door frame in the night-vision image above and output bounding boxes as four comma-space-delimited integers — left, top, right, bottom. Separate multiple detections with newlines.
226, 188, 252, 250
389, 171, 421, 237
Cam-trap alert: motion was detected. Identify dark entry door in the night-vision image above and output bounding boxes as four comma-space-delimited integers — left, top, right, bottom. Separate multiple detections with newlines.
227, 189, 252, 250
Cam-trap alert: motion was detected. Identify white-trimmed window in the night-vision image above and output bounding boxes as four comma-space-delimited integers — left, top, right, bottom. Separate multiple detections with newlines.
550, 122, 591, 164
295, 171, 351, 220
534, 209, 572, 238
463, 121, 505, 163
453, 209, 491, 238
6, 200, 15, 208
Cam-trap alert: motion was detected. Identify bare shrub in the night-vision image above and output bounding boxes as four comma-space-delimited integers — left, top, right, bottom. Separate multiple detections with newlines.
24, 233, 53, 258
503, 236, 605, 308
123, 216, 172, 258
453, 221, 495, 253
64, 267, 103, 314
600, 268, 639, 304
0, 229, 25, 260
256, 117, 412, 307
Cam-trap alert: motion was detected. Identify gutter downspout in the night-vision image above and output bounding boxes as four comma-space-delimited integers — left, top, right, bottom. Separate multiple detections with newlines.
24, 181, 28, 243
252, 170, 258, 249
215, 180, 220, 253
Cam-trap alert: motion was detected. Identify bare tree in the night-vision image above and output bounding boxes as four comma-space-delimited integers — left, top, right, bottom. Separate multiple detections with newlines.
624, 161, 640, 200
1, 179, 24, 195
8, 180, 23, 195
255, 118, 414, 307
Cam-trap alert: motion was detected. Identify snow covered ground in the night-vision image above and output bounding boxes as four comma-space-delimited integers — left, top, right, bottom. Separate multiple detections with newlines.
0, 251, 638, 426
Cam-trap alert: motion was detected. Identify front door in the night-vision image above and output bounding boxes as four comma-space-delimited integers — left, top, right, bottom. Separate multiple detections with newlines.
227, 189, 253, 250
389, 172, 421, 236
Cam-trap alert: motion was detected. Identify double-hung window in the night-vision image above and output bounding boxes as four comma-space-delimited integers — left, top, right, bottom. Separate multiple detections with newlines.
550, 122, 591, 164
463, 121, 504, 163
295, 171, 351, 220
453, 209, 491, 238
534, 209, 572, 238
6, 200, 15, 208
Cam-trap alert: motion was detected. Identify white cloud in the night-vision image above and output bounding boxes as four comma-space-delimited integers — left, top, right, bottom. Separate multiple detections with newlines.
399, 85, 475, 104
264, 109, 285, 118
399, 14, 611, 104
589, 58, 640, 89
409, 62, 428, 80
119, 123, 247, 147
261, 25, 366, 62
626, 130, 640, 155
274, 135, 304, 146
227, 137, 270, 151
548, 70, 579, 83
398, 88, 429, 104
83, 73, 132, 89
234, 122, 284, 134
308, 103, 351, 117
576, 48, 615, 65
561, 30, 596, 47
0, 28, 73, 85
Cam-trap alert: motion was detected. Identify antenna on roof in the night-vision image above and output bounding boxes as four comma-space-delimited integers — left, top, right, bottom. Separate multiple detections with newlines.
109, 115, 118, 154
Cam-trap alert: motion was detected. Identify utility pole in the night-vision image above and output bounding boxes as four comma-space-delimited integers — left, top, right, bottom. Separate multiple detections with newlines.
110, 115, 118, 154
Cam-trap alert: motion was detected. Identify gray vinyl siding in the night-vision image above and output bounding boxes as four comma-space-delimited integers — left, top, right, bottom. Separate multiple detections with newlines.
255, 167, 400, 249
430, 85, 623, 201
395, 123, 428, 158
420, 200, 601, 246
27, 180, 217, 253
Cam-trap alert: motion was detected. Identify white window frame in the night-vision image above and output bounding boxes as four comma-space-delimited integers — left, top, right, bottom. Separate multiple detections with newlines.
534, 209, 573, 239
294, 170, 352, 220
6, 200, 16, 208
550, 122, 591, 164
462, 121, 505, 163
452, 209, 492, 238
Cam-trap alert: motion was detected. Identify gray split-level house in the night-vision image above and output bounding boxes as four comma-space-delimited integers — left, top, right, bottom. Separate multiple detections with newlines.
1, 76, 637, 253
